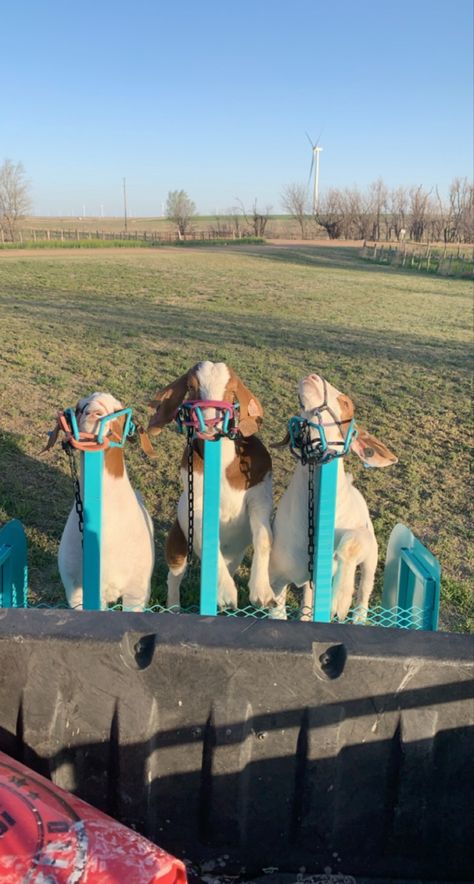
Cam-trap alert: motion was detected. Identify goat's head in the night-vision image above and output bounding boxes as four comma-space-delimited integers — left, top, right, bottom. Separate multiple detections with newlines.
75, 392, 126, 440
297, 373, 397, 467
148, 361, 264, 438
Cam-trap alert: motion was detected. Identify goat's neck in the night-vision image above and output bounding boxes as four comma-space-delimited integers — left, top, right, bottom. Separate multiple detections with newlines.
294, 457, 352, 499
80, 448, 133, 496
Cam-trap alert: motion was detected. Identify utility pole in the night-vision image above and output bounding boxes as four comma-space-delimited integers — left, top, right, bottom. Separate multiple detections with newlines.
313, 146, 323, 214
122, 177, 128, 231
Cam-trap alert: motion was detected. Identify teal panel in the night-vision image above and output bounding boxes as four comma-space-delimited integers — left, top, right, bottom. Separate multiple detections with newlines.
82, 450, 103, 611
0, 520, 28, 608
382, 523, 440, 631
312, 459, 338, 623
200, 439, 221, 616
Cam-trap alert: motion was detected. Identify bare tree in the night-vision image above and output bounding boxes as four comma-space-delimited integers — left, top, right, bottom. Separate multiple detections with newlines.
314, 188, 345, 239
228, 206, 243, 238
165, 190, 196, 239
409, 185, 431, 242
281, 182, 310, 238
387, 186, 408, 241
0, 159, 31, 241
235, 199, 272, 237
448, 177, 474, 243
368, 178, 388, 240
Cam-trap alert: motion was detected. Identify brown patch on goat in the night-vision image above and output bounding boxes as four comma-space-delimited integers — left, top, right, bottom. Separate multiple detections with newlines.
226, 436, 271, 490
180, 441, 204, 475
166, 519, 187, 569
104, 417, 125, 478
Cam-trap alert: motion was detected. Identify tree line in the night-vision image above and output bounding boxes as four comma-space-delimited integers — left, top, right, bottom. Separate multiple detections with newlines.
1, 158, 472, 244
282, 177, 474, 243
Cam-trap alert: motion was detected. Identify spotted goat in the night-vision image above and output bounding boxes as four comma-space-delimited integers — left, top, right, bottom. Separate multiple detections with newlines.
147, 361, 275, 611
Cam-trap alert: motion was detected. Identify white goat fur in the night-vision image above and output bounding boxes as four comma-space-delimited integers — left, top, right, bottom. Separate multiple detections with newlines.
270, 374, 397, 621
58, 392, 154, 609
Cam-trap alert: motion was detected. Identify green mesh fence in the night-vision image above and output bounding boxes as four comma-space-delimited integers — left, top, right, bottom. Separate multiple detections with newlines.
25, 600, 428, 629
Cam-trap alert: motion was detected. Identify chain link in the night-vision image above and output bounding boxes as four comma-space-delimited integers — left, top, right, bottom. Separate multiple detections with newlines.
63, 442, 84, 543
186, 426, 194, 564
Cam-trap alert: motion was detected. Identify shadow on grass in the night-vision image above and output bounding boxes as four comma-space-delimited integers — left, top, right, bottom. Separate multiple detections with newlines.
219, 242, 474, 284
0, 431, 71, 603
3, 292, 470, 374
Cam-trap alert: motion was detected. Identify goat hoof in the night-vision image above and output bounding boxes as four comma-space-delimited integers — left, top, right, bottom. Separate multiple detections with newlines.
218, 584, 238, 610
249, 584, 276, 609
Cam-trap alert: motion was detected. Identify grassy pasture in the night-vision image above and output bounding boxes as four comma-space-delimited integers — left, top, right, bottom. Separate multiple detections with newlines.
0, 243, 472, 631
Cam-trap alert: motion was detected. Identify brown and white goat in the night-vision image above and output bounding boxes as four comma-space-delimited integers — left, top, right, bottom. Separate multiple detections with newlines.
57, 392, 154, 610
269, 374, 397, 621
147, 361, 274, 610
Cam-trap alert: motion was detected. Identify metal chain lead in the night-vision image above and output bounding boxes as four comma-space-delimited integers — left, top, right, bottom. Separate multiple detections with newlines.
186, 427, 194, 564
63, 442, 84, 542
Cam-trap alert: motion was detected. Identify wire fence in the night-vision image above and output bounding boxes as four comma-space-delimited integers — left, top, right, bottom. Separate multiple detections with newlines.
1, 228, 259, 245
361, 240, 474, 277
23, 599, 428, 629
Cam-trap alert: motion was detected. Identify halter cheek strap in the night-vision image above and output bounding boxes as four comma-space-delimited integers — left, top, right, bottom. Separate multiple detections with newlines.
290, 378, 357, 465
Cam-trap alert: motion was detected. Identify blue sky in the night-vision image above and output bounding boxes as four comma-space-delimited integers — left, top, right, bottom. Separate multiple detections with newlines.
1, 0, 472, 216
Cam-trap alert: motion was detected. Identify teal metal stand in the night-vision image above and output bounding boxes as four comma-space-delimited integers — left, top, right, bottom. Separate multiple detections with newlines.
382, 523, 440, 630
82, 450, 103, 610
200, 438, 222, 615
0, 520, 28, 608
312, 458, 338, 622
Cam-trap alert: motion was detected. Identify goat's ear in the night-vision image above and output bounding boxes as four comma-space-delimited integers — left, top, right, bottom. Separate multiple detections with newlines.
108, 414, 126, 443
271, 430, 290, 449
41, 419, 61, 454
351, 427, 398, 468
337, 393, 355, 422
232, 374, 264, 437
148, 371, 190, 435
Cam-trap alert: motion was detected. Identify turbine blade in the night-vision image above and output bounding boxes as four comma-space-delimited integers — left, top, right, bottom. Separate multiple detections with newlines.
307, 155, 314, 188
305, 130, 315, 148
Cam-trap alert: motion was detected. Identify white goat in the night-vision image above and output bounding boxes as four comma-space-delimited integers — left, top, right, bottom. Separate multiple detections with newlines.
270, 374, 397, 621
56, 392, 154, 610
147, 361, 274, 611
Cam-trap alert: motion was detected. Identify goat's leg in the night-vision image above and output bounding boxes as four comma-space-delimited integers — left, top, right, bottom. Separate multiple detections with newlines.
66, 586, 84, 610
190, 516, 238, 610
122, 584, 152, 612
165, 519, 188, 609
246, 477, 275, 608
268, 574, 289, 620
332, 530, 369, 621
301, 581, 313, 621
353, 535, 378, 623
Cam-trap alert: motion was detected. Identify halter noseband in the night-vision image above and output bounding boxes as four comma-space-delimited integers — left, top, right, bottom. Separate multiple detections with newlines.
174, 400, 240, 440
289, 378, 357, 465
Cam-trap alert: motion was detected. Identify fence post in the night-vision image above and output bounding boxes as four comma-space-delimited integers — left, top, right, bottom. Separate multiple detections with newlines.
312, 458, 338, 622
199, 440, 222, 615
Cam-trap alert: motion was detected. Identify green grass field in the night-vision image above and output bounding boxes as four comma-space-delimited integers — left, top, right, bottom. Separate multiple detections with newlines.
0, 243, 472, 630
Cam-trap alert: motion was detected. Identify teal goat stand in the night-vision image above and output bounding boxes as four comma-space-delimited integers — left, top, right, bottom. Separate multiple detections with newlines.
0, 520, 27, 608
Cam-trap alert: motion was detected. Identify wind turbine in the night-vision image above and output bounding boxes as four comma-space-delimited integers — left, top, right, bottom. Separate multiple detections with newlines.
306, 131, 323, 214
